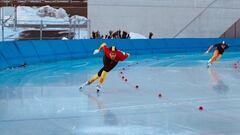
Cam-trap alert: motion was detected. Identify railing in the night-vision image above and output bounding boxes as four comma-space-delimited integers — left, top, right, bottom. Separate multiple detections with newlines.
0, 18, 91, 41
0, 0, 88, 17
0, 0, 87, 6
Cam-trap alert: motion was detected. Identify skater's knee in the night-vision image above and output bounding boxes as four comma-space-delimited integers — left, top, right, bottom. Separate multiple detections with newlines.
98, 68, 104, 76
211, 56, 218, 61
212, 55, 221, 61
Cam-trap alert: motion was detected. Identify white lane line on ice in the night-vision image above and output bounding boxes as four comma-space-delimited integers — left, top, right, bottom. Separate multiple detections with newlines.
72, 62, 89, 68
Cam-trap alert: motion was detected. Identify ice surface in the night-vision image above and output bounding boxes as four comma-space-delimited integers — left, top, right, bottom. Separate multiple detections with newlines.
0, 52, 240, 135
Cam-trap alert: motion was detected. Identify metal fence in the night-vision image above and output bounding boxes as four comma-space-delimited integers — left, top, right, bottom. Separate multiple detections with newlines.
1, 18, 91, 41
0, 0, 87, 4
0, 6, 90, 41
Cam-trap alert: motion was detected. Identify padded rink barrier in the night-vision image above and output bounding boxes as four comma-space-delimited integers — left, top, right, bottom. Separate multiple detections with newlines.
64, 40, 88, 59
47, 40, 71, 60
0, 41, 25, 67
31, 40, 56, 62
0, 53, 8, 69
0, 38, 239, 70
15, 40, 41, 64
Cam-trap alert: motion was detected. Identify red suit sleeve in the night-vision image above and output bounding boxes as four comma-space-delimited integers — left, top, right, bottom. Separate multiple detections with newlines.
103, 45, 110, 55
116, 50, 129, 61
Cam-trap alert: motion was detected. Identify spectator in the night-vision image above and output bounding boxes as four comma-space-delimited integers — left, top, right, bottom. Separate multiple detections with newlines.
117, 30, 122, 38
104, 34, 109, 39
91, 30, 130, 39
91, 31, 96, 39
95, 31, 101, 39
126, 34, 130, 39
108, 30, 113, 39
112, 31, 118, 39
149, 32, 153, 39
122, 31, 128, 39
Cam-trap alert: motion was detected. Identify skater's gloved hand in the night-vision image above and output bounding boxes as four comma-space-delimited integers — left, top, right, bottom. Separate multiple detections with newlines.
93, 49, 99, 55
127, 53, 130, 57
205, 51, 209, 54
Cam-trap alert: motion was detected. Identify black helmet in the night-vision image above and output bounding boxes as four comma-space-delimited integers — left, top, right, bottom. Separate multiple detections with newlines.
110, 46, 117, 52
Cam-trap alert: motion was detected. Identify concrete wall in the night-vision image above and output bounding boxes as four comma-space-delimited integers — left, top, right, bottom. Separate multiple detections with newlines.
88, 0, 240, 38
0, 38, 239, 70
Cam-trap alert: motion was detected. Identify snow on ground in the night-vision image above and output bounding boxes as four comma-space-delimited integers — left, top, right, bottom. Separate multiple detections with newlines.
129, 32, 147, 39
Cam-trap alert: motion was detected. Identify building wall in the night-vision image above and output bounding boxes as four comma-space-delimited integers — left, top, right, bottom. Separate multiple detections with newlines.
88, 0, 240, 38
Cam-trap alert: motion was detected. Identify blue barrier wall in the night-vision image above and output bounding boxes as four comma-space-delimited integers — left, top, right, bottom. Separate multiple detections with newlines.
0, 41, 25, 67
0, 38, 239, 70
15, 40, 41, 64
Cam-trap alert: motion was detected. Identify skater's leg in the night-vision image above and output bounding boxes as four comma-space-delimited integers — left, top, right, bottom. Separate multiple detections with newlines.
96, 58, 118, 91
97, 62, 116, 88
99, 70, 108, 85
209, 50, 221, 64
96, 70, 108, 92
87, 67, 104, 84
88, 74, 99, 84
79, 68, 103, 89
215, 54, 222, 61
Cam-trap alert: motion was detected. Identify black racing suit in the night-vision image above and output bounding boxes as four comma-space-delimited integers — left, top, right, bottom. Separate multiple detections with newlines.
98, 55, 118, 76
213, 43, 229, 54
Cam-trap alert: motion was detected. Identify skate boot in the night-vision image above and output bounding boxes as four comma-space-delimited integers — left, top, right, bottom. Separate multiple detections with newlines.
207, 62, 212, 68
96, 84, 102, 93
79, 81, 89, 90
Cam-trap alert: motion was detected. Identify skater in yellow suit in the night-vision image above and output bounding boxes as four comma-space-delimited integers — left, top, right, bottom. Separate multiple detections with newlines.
205, 41, 229, 68
79, 43, 130, 92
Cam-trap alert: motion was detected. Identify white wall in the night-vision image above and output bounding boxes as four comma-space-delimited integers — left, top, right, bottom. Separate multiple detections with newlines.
88, 0, 240, 38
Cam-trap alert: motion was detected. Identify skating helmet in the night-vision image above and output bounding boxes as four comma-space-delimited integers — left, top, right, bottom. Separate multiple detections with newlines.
110, 46, 117, 52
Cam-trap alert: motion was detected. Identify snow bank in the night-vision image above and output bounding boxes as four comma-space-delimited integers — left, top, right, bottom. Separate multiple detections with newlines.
129, 32, 147, 39
37, 5, 68, 19
14, 6, 68, 24
70, 15, 88, 25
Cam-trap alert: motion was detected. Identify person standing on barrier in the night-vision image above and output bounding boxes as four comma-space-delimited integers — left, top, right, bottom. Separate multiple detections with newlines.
79, 42, 130, 92
205, 41, 229, 68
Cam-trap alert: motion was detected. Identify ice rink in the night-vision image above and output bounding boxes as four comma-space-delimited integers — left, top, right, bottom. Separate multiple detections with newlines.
0, 52, 240, 135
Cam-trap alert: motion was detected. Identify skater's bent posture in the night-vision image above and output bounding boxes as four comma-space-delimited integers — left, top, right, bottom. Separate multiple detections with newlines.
79, 43, 130, 92
205, 41, 229, 68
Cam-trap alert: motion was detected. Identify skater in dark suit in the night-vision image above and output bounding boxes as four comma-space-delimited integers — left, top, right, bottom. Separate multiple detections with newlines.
205, 41, 229, 68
